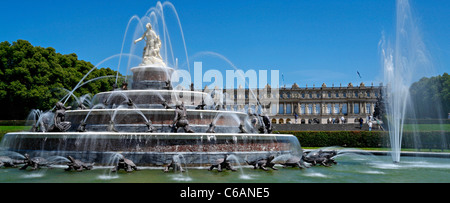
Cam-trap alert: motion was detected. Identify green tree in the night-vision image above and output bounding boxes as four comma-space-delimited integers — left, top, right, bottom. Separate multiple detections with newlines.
409, 73, 450, 118
0, 40, 121, 120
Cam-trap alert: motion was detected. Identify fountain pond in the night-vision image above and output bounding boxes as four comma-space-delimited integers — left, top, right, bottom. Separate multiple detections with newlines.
1, 0, 449, 184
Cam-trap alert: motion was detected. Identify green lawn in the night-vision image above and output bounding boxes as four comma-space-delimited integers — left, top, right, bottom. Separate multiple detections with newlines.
0, 126, 29, 140
402, 124, 450, 132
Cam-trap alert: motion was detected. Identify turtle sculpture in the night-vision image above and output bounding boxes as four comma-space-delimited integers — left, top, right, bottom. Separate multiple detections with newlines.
77, 120, 87, 132
302, 150, 338, 167
161, 100, 172, 109
163, 157, 185, 173
206, 122, 216, 133
0, 156, 24, 168
208, 154, 237, 172
65, 156, 94, 172
146, 120, 156, 133
246, 155, 278, 171
107, 120, 118, 132
238, 123, 248, 133
111, 157, 139, 172
280, 155, 310, 169
20, 154, 52, 170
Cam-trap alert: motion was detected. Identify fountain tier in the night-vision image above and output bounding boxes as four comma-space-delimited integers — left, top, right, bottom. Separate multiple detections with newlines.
1, 132, 300, 167
130, 65, 174, 89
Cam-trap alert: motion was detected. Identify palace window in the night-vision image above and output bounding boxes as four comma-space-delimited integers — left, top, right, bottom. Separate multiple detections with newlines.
354, 103, 360, 114
315, 104, 321, 114
286, 104, 292, 114
342, 104, 348, 114
308, 104, 313, 115
326, 104, 332, 115
279, 104, 284, 114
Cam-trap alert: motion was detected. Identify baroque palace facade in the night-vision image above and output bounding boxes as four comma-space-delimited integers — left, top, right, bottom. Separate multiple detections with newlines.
219, 82, 383, 125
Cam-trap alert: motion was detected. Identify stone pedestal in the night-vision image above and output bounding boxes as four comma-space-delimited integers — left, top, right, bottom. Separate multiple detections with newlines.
131, 65, 174, 89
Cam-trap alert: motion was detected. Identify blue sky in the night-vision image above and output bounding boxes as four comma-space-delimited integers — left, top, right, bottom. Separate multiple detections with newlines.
1, 0, 449, 89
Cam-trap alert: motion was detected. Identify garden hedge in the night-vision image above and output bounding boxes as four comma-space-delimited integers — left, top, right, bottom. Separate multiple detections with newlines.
277, 131, 449, 150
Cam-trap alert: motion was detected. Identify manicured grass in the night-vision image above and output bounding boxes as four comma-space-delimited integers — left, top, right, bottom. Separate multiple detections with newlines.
0, 126, 29, 140
402, 124, 450, 132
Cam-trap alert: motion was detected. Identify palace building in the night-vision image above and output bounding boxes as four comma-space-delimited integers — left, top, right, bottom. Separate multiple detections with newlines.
217, 82, 383, 125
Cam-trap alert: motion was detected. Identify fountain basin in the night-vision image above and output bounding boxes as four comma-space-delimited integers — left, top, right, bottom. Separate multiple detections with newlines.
94, 89, 211, 108
1, 132, 301, 167
66, 109, 247, 132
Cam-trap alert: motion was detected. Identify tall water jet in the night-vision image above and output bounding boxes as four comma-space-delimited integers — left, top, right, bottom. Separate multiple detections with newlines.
381, 0, 433, 163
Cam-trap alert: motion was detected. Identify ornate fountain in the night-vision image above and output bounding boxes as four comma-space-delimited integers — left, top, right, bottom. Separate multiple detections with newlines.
1, 23, 301, 167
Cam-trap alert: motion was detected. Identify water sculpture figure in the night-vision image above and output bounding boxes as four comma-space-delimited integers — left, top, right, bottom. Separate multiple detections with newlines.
111, 156, 139, 172
164, 80, 173, 90
246, 155, 278, 171
65, 156, 94, 172
146, 120, 156, 133
206, 122, 216, 133
134, 23, 166, 66
302, 150, 337, 167
195, 99, 206, 110
171, 101, 194, 133
163, 157, 185, 173
0, 156, 24, 168
238, 123, 248, 134
260, 114, 273, 134
127, 98, 134, 108
49, 102, 72, 132
280, 156, 309, 169
77, 120, 87, 132
162, 100, 172, 109
208, 154, 237, 172
107, 120, 118, 132
20, 154, 52, 170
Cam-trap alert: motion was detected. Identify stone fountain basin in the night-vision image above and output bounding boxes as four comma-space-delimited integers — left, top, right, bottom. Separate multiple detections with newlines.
93, 89, 213, 107
66, 108, 247, 132
1, 132, 301, 166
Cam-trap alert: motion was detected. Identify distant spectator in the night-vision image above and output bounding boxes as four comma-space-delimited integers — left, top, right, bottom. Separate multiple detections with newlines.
359, 117, 364, 129
368, 121, 373, 131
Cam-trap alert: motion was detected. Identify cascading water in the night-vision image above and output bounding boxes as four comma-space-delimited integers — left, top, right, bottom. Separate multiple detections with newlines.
381, 0, 433, 163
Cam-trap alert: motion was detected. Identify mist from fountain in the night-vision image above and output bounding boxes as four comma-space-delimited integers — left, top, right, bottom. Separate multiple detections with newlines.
380, 0, 435, 163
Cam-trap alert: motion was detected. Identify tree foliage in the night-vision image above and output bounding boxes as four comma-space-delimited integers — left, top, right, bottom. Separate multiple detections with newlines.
409, 73, 450, 119
0, 40, 120, 119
